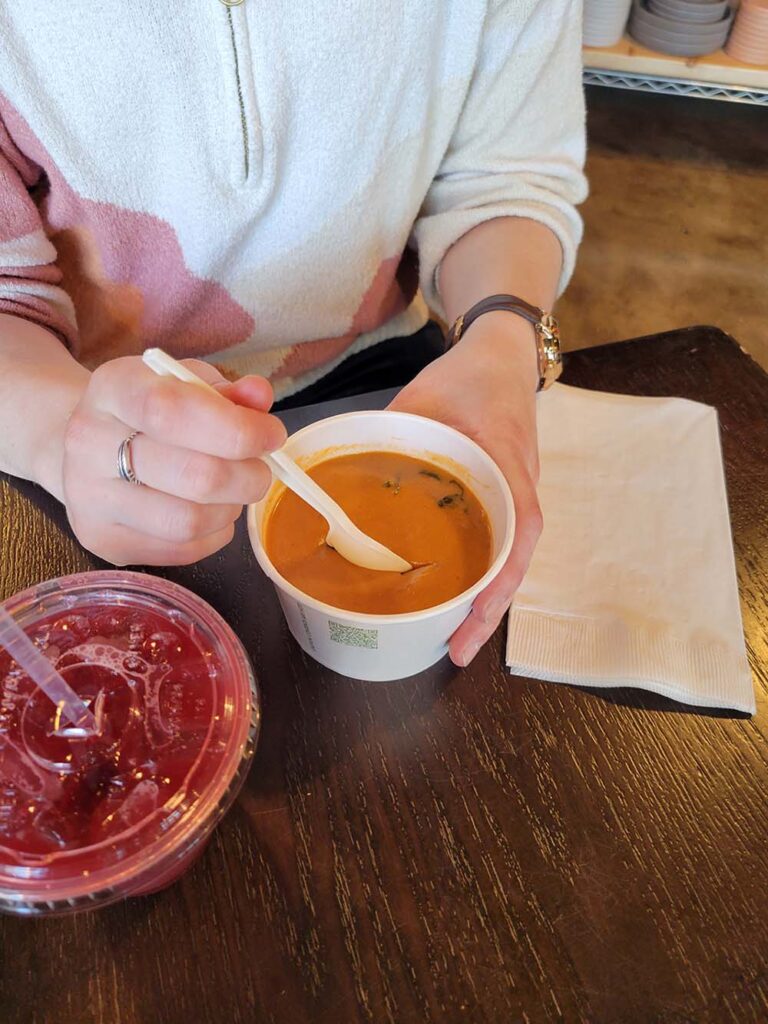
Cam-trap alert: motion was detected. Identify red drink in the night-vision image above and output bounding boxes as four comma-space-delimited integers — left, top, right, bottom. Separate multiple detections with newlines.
0, 571, 258, 916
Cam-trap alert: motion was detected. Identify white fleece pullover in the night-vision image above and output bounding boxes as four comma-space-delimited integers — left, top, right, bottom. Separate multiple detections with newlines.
0, 1, 586, 397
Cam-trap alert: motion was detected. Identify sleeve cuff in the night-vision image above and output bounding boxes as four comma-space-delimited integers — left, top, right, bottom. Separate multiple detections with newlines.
412, 191, 584, 320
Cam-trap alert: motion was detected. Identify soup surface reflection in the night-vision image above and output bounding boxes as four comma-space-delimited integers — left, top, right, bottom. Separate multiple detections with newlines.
265, 451, 493, 614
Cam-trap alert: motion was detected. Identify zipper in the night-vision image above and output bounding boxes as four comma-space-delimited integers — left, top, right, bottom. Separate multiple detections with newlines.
224, 4, 250, 180
217, 0, 257, 185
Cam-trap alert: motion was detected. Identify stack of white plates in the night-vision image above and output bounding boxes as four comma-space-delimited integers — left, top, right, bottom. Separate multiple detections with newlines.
726, 0, 768, 63
629, 0, 734, 55
584, 0, 633, 46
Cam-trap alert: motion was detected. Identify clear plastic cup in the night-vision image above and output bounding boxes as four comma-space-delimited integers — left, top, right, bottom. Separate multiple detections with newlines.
248, 411, 515, 682
0, 570, 258, 916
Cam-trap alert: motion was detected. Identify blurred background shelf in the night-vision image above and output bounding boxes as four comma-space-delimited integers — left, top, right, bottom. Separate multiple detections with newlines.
583, 36, 768, 104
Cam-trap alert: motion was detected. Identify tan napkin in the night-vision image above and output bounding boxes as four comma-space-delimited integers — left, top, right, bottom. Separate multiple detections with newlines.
506, 384, 755, 714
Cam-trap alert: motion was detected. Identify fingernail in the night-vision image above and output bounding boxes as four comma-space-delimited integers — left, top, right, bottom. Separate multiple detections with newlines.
482, 595, 512, 625
459, 641, 480, 667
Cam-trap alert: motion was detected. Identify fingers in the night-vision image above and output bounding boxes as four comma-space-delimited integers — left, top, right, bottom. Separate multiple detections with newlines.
69, 415, 272, 504
111, 482, 241, 542
68, 477, 241, 565
181, 360, 276, 412
177, 359, 231, 389
70, 476, 241, 543
220, 374, 275, 411
72, 519, 237, 568
473, 466, 543, 622
62, 356, 281, 567
132, 434, 272, 505
88, 358, 286, 459
449, 455, 542, 668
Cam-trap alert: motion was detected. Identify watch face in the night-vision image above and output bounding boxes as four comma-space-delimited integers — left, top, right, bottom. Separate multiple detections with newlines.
535, 315, 562, 390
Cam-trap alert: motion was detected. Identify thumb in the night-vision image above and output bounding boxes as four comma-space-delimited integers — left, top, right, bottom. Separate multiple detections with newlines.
178, 360, 275, 412
219, 375, 275, 413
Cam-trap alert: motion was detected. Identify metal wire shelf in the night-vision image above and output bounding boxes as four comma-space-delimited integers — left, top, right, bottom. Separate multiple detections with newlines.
584, 66, 768, 105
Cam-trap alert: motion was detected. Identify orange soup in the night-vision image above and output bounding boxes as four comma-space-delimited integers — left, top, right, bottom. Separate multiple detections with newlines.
264, 451, 492, 615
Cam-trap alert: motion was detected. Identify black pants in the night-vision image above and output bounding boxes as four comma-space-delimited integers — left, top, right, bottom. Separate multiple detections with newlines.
273, 321, 446, 411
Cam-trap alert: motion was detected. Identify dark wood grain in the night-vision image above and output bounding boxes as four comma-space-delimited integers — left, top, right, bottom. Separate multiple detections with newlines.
0, 326, 766, 1024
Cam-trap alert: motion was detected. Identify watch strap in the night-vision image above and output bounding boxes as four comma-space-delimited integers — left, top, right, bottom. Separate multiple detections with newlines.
445, 293, 563, 391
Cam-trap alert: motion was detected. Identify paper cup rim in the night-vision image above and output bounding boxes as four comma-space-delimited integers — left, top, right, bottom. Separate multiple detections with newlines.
247, 410, 516, 625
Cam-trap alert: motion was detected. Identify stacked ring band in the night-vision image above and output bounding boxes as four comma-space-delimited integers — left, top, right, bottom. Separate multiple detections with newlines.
117, 431, 143, 486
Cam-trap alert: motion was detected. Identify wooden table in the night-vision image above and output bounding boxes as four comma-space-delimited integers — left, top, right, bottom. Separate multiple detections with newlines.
1, 326, 766, 1024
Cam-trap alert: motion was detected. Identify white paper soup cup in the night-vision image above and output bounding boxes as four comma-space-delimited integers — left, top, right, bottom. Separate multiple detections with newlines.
247, 411, 514, 682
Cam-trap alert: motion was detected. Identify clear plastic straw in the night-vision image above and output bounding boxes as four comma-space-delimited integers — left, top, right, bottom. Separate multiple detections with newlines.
0, 604, 98, 732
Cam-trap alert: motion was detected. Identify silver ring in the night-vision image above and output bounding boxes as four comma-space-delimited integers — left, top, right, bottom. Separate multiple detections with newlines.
117, 431, 143, 485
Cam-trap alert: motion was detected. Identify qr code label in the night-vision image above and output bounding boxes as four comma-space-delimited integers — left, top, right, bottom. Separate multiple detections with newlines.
328, 620, 378, 649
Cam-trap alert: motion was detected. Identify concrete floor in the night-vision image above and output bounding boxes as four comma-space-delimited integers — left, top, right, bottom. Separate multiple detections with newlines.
559, 87, 768, 371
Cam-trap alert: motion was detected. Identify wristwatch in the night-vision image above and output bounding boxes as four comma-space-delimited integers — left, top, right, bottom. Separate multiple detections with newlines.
445, 293, 563, 391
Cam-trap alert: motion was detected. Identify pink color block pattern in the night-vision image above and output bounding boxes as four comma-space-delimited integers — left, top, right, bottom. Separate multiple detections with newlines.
0, 94, 413, 383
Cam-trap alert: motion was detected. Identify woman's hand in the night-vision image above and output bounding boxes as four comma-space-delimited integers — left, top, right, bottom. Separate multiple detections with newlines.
61, 356, 286, 566
389, 313, 542, 667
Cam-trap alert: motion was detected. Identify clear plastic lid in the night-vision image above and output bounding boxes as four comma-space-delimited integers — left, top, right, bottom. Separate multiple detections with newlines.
0, 571, 258, 913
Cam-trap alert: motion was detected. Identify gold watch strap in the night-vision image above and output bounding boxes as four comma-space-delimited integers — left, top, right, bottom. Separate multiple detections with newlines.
446, 293, 563, 391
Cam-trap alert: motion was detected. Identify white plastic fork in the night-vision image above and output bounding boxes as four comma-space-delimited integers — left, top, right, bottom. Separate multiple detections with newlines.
141, 348, 412, 573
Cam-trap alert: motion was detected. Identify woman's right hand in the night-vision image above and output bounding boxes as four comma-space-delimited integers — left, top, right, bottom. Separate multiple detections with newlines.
61, 356, 286, 566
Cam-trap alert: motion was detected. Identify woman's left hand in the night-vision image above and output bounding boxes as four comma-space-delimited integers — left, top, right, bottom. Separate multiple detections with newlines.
388, 313, 542, 667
